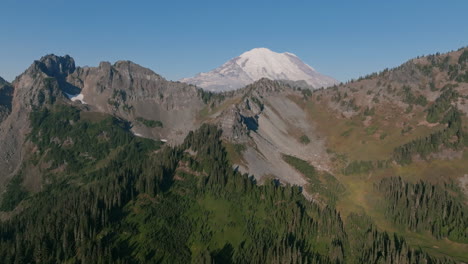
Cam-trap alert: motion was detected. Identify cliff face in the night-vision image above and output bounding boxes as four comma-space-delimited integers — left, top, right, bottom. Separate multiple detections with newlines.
66, 60, 205, 143
0, 55, 73, 186
0, 55, 208, 187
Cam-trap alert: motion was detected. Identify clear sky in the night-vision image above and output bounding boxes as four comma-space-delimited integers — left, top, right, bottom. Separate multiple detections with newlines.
1, 0, 467, 83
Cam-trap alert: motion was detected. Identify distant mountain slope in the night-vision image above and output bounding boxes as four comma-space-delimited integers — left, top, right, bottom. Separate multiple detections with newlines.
180, 47, 339, 91
0, 77, 13, 122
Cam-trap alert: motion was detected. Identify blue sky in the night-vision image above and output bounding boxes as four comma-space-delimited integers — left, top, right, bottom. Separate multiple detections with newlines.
1, 0, 467, 82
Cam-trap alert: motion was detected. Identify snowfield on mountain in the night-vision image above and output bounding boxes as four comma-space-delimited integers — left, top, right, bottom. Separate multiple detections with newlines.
180, 47, 339, 91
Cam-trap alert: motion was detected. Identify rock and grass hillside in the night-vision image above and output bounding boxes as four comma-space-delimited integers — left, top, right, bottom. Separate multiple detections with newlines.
0, 47, 467, 263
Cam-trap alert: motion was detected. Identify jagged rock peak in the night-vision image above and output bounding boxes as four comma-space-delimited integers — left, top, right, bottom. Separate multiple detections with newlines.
33, 54, 76, 78
112, 60, 164, 79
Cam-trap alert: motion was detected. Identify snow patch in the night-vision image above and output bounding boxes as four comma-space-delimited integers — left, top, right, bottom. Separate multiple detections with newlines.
132, 130, 143, 137
64, 92, 86, 104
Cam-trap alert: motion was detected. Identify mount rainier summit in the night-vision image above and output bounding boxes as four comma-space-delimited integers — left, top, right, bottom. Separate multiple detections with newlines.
180, 47, 339, 91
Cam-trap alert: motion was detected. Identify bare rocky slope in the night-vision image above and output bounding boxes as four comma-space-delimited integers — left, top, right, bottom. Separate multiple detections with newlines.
66, 59, 206, 144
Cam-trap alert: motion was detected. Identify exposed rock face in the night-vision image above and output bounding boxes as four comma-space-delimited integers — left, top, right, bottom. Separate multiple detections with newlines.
211, 79, 330, 185
37, 54, 76, 79
218, 105, 249, 142
67, 60, 205, 143
0, 55, 73, 187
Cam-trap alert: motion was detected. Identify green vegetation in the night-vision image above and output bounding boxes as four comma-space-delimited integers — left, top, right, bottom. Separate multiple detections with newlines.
0, 174, 28, 211
459, 50, 468, 64
301, 89, 312, 98
28, 105, 156, 172
299, 134, 310, 144
402, 85, 427, 107
197, 88, 225, 104
340, 128, 353, 138
340, 98, 360, 111
448, 50, 468, 82
0, 103, 463, 263
342, 160, 389, 175
377, 177, 468, 243
343, 160, 373, 175
379, 132, 388, 140
41, 77, 58, 105
426, 87, 459, 123
401, 126, 413, 134
107, 98, 119, 108
113, 89, 127, 101
282, 154, 345, 206
363, 106, 375, 116
282, 154, 316, 178
250, 96, 264, 111
394, 108, 465, 164
345, 213, 447, 264
224, 142, 247, 165
0, 120, 349, 263
106, 90, 134, 112
365, 125, 378, 135
136, 116, 163, 128
122, 103, 134, 112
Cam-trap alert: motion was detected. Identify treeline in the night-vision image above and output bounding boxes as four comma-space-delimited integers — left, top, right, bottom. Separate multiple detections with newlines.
377, 177, 468, 243
402, 85, 427, 107
197, 88, 226, 105
426, 87, 459, 123
448, 49, 468, 82
282, 154, 345, 206
0, 173, 28, 211
393, 107, 465, 164
346, 213, 455, 264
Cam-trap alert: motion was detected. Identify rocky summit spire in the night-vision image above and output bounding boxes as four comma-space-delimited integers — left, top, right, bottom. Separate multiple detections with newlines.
35, 54, 76, 79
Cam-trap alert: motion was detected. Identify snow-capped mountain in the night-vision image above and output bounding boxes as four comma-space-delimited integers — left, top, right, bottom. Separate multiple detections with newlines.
180, 48, 339, 91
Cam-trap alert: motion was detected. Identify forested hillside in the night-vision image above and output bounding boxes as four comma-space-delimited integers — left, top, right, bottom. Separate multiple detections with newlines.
0, 105, 458, 263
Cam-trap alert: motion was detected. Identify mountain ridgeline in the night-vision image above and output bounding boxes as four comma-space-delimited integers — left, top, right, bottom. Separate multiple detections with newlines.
0, 47, 467, 263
